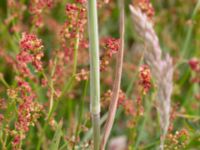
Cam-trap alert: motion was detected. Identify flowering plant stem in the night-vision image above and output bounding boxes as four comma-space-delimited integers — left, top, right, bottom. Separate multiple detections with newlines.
87, 0, 101, 149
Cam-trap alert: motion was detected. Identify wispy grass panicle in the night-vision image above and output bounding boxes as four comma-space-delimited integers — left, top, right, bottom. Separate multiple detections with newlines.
130, 5, 174, 150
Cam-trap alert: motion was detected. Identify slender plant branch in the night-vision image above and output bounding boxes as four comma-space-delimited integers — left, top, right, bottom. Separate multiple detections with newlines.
73, 32, 80, 75
181, 0, 200, 58
74, 80, 88, 149
47, 57, 57, 118
100, 0, 125, 149
0, 74, 9, 88
176, 113, 200, 120
87, 0, 101, 149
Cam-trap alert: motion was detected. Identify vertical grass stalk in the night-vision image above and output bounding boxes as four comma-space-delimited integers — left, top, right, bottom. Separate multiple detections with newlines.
87, 0, 101, 149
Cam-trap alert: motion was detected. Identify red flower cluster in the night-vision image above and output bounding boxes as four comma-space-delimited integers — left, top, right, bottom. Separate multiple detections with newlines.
4, 1, 26, 33
11, 32, 44, 147
60, 2, 87, 63
103, 37, 120, 57
29, 0, 53, 14
134, 0, 155, 21
118, 90, 126, 106
100, 38, 120, 71
123, 96, 145, 129
101, 89, 126, 108
17, 33, 44, 76
188, 58, 200, 72
12, 78, 42, 148
75, 69, 89, 82
165, 129, 189, 149
139, 65, 151, 94
29, 0, 54, 27
123, 100, 135, 116
188, 58, 200, 83
20, 32, 43, 51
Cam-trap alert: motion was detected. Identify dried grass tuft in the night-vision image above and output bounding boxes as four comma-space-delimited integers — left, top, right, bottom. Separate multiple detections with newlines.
130, 5, 173, 150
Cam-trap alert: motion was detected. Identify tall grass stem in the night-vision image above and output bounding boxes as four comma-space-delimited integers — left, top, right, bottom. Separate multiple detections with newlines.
87, 0, 101, 149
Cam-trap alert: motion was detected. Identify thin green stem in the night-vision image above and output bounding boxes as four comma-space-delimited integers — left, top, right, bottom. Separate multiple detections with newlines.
36, 100, 59, 150
176, 113, 200, 120
47, 57, 57, 118
181, 0, 200, 58
73, 80, 88, 150
135, 96, 153, 149
0, 74, 9, 88
73, 32, 80, 75
82, 113, 108, 143
37, 58, 58, 150
87, 0, 101, 149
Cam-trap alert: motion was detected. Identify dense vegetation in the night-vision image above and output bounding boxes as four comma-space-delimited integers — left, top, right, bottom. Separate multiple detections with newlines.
0, 0, 200, 149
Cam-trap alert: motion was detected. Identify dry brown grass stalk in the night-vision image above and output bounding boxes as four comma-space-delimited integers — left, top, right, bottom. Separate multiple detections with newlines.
100, 0, 125, 149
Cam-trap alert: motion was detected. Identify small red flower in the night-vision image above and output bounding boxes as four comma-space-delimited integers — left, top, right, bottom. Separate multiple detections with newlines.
20, 32, 43, 51
139, 65, 151, 94
134, 0, 155, 21
188, 58, 200, 72
17, 33, 44, 75
12, 135, 21, 147
103, 38, 120, 56
123, 100, 135, 116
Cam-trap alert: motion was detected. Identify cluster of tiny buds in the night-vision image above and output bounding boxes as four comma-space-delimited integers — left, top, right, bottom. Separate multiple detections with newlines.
164, 129, 189, 150
188, 58, 200, 72
29, 0, 54, 27
188, 58, 200, 83
101, 89, 126, 108
4, 1, 26, 33
100, 37, 120, 71
124, 97, 144, 128
75, 69, 89, 82
10, 32, 44, 148
101, 89, 144, 128
10, 77, 42, 148
139, 65, 151, 95
17, 32, 44, 77
65, 2, 87, 34
20, 32, 43, 51
123, 99, 135, 116
133, 0, 155, 21
60, 1, 87, 63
